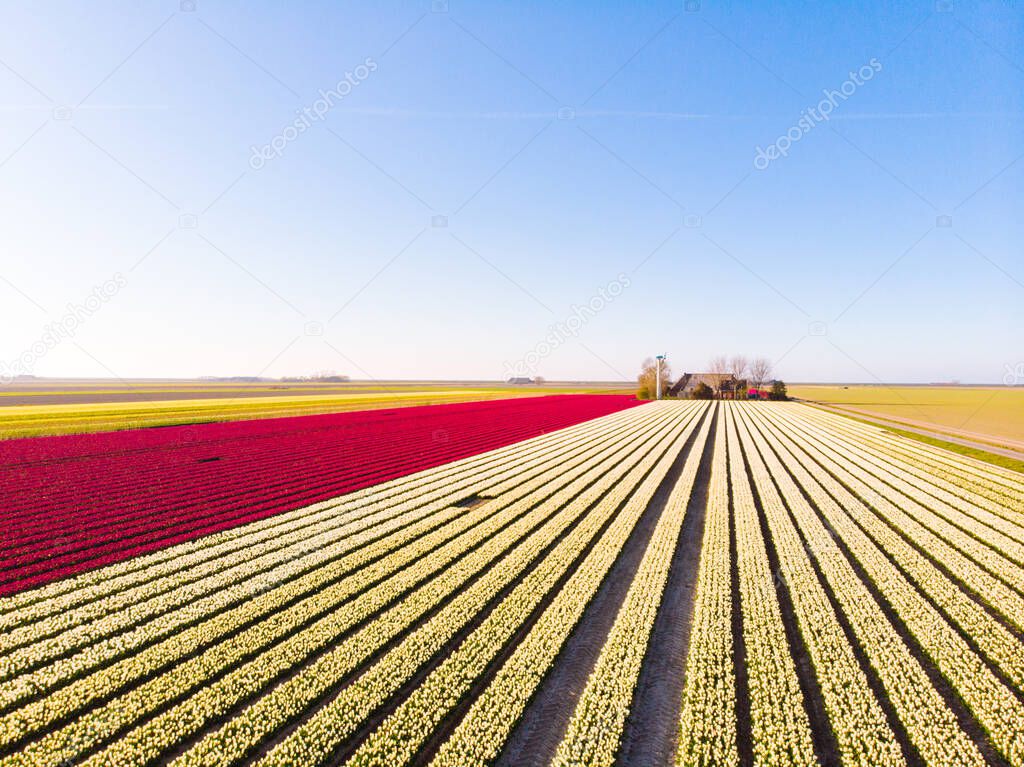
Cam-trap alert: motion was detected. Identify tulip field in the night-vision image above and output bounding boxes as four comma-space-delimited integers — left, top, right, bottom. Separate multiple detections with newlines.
0, 394, 639, 595
2, 399, 1024, 766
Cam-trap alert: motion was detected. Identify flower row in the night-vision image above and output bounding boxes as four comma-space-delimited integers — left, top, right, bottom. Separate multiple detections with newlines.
675, 407, 738, 766
774, 408, 1024, 606
0, 407, 642, 693
1, 407, 672, 767
732, 407, 905, 766
792, 406, 1024, 518
3, 404, 642, 626
748, 406, 1024, 763
1, 394, 642, 594
756, 405, 1024, 674
796, 405, 1024, 503
547, 406, 710, 767
783, 409, 1024, 576
341, 405, 705, 767
736, 407, 985, 766
175, 403, 692, 767
724, 405, 817, 766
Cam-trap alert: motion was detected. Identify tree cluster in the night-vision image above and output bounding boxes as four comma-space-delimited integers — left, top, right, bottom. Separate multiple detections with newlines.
635, 355, 787, 401
708, 355, 778, 399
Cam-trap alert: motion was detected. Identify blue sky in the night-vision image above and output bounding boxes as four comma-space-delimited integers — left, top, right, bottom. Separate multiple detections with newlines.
0, 1, 1020, 383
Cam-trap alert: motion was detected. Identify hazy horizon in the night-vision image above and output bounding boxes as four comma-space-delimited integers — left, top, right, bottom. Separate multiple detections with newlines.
3, 374, 1020, 389
2, 2, 1021, 384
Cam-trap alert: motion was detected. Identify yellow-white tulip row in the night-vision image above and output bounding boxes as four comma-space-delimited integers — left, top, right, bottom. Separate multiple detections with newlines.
780, 408, 1024, 562
0, 406, 650, 699
1, 405, 644, 633
812, 416, 1024, 513
807, 426, 1024, 538
841, 440, 1024, 525
194, 402, 702, 767
340, 404, 709, 767
430, 413, 709, 767
722, 405, 817, 766
1, 406, 678, 767
746, 406, 1024, 763
791, 406, 1024, 519
675, 408, 737, 766
772, 411, 1024, 600
795, 404, 1024, 499
545, 408, 711, 767
815, 436, 1024, 553
735, 407, 986, 767
732, 409, 904, 766
755, 405, 1024, 664
135, 403, 691, 767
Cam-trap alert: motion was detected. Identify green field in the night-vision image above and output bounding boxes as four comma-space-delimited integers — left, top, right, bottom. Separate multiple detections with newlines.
789, 384, 1024, 451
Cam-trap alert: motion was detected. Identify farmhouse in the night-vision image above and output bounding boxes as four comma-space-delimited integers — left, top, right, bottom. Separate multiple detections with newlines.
668, 372, 737, 398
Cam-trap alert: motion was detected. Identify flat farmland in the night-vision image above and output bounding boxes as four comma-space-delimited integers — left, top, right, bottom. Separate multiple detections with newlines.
2, 401, 1023, 766
0, 380, 628, 439
789, 384, 1024, 452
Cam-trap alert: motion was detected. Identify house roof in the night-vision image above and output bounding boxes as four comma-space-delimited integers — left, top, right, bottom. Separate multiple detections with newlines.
685, 372, 735, 387
667, 372, 736, 396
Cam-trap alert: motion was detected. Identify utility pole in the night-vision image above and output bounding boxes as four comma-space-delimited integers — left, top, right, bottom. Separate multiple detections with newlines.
655, 354, 666, 399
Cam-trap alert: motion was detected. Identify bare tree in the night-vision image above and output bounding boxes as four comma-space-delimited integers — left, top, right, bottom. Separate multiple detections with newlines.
708, 355, 728, 397
729, 355, 748, 381
728, 355, 749, 399
750, 357, 772, 393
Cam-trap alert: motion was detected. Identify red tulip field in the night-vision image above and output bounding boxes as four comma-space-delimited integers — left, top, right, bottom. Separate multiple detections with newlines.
0, 394, 640, 595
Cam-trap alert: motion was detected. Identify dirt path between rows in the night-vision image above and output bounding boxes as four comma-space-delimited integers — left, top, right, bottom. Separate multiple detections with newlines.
495, 406, 713, 767
613, 407, 717, 767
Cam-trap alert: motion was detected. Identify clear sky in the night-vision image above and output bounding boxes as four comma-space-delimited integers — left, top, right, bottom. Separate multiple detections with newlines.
1, 1, 1020, 383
